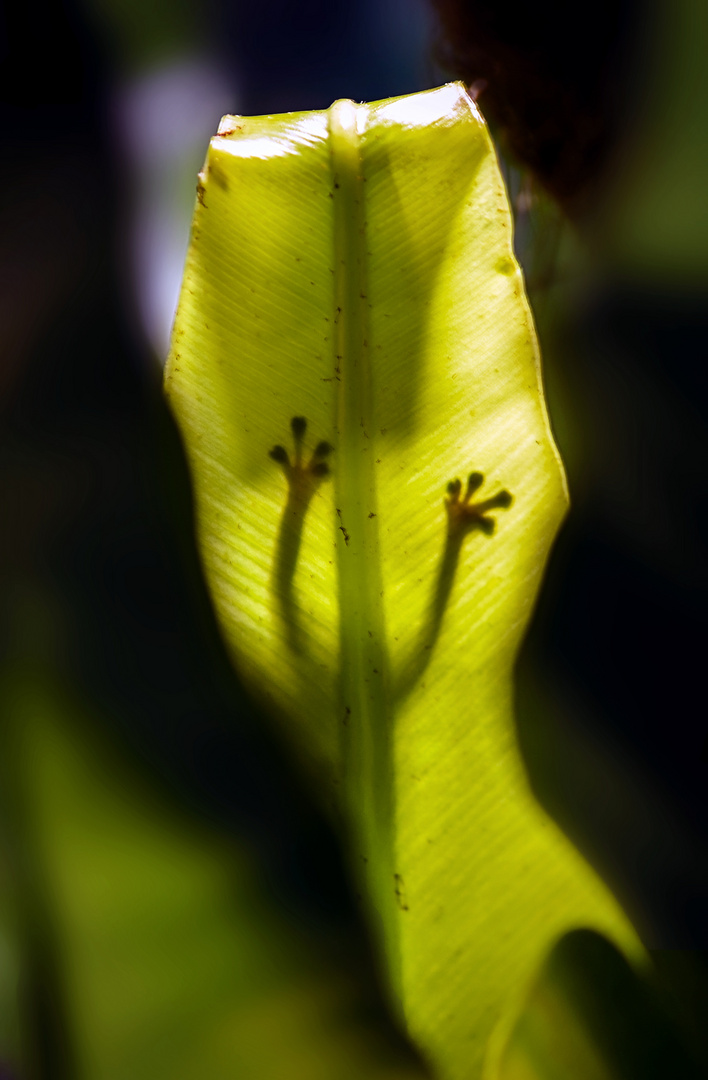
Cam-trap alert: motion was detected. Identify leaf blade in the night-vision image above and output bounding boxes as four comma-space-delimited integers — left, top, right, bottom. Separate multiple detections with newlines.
166, 84, 644, 1080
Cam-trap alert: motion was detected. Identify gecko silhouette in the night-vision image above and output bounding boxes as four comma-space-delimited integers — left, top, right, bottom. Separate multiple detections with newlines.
269, 416, 512, 689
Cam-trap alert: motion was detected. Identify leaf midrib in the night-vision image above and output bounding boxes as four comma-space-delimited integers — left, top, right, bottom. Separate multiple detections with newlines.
329, 100, 399, 994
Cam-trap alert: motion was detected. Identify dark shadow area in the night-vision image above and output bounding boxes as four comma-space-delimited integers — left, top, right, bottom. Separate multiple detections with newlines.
500, 929, 706, 1078
516, 287, 708, 949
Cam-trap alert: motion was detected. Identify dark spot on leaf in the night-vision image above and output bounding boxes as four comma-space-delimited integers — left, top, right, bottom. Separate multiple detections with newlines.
393, 874, 409, 911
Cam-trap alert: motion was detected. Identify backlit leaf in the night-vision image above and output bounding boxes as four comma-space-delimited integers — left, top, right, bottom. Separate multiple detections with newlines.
165, 84, 643, 1079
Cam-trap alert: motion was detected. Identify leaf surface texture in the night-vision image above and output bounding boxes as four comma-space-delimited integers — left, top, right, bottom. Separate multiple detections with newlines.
166, 84, 642, 1079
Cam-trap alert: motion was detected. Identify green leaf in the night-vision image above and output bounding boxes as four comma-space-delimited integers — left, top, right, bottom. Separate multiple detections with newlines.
1, 667, 429, 1079
166, 84, 644, 1078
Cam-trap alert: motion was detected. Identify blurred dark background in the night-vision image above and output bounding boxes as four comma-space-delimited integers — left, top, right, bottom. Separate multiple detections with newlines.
1, 0, 707, 1074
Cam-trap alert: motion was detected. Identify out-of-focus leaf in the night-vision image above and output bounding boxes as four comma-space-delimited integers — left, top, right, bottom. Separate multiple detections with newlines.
165, 84, 643, 1078
0, 668, 428, 1080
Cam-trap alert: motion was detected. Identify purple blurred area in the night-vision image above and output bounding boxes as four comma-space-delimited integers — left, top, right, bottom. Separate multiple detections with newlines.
111, 0, 436, 355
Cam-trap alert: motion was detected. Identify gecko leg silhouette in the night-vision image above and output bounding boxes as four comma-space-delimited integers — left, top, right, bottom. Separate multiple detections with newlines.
395, 471, 513, 701
269, 416, 333, 653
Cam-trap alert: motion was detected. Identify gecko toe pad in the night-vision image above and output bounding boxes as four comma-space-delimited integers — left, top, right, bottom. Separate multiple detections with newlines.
445, 470, 512, 537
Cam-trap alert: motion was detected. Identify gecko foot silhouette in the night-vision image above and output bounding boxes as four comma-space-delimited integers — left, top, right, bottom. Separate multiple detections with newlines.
270, 417, 333, 653
395, 469, 513, 701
